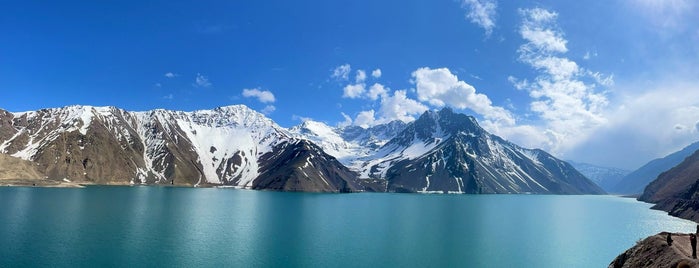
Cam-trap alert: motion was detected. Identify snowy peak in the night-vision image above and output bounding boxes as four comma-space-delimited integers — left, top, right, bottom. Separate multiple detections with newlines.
357, 107, 604, 194
0, 104, 302, 189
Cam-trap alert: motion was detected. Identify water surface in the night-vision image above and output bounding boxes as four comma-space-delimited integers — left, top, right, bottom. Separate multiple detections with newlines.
0, 186, 694, 267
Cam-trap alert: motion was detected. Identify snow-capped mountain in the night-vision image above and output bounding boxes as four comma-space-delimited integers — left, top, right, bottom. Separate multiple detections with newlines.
354, 108, 605, 194
568, 161, 629, 193
0, 105, 358, 192
0, 104, 604, 194
288, 119, 406, 164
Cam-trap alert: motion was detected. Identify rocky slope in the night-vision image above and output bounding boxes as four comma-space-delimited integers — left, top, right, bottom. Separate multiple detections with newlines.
353, 108, 604, 194
614, 141, 699, 195
0, 153, 44, 180
609, 232, 699, 268
639, 149, 699, 222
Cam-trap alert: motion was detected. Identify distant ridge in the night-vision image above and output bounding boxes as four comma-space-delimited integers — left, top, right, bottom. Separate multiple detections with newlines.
613, 141, 699, 194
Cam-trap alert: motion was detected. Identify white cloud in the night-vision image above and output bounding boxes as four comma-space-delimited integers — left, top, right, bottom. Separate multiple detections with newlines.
347, 90, 429, 128
163, 94, 173, 100
292, 114, 313, 122
461, 0, 497, 36
242, 88, 276, 103
566, 81, 699, 169
155, 83, 162, 88
367, 83, 388, 101
355, 70, 367, 83
354, 110, 376, 128
372, 69, 382, 78
518, 8, 567, 53
343, 83, 366, 99
261, 105, 276, 115
376, 90, 429, 124
412, 67, 515, 125
164, 72, 177, 78
194, 73, 212, 88
332, 64, 351, 81
503, 8, 611, 155
337, 112, 353, 128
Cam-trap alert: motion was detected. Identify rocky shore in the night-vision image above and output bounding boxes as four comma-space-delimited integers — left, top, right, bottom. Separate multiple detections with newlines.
610, 232, 699, 268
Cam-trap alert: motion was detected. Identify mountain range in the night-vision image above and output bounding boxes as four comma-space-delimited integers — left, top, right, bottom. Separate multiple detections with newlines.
568, 161, 629, 193
0, 105, 604, 194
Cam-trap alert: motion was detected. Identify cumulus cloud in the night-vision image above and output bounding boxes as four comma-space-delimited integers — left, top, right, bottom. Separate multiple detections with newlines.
372, 69, 382, 78
377, 90, 429, 124
332, 64, 351, 81
353, 110, 376, 128
164, 72, 177, 78
194, 73, 212, 88
461, 0, 498, 36
355, 70, 367, 83
242, 88, 276, 103
343, 83, 366, 99
348, 90, 429, 128
367, 83, 388, 101
412, 67, 515, 125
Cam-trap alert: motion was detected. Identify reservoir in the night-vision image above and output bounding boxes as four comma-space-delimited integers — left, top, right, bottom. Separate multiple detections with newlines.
0, 186, 694, 267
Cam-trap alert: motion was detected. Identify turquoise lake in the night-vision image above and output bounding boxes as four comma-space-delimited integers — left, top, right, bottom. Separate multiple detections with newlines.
0, 186, 695, 267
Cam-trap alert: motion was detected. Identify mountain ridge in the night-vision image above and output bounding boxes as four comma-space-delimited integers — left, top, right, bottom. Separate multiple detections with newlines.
1, 104, 604, 194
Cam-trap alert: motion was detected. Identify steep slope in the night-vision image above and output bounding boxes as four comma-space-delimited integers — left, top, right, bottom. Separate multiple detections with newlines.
614, 141, 699, 194
289, 120, 406, 165
0, 105, 358, 192
358, 108, 604, 194
0, 153, 44, 180
254, 139, 361, 192
638, 149, 699, 222
569, 161, 629, 193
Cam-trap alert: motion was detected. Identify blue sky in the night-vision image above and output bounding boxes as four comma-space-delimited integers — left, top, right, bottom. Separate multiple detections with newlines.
1, 0, 698, 170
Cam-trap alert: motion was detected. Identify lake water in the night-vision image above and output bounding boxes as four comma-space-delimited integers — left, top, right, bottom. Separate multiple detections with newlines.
0, 186, 695, 267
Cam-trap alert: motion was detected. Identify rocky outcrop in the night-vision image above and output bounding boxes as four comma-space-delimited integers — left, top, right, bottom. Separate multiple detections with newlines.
609, 232, 699, 268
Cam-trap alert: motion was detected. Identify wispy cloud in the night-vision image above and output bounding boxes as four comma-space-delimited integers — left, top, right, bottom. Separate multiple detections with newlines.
460, 0, 498, 36
261, 105, 276, 115
331, 64, 351, 81
502, 8, 611, 154
193, 73, 211, 88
